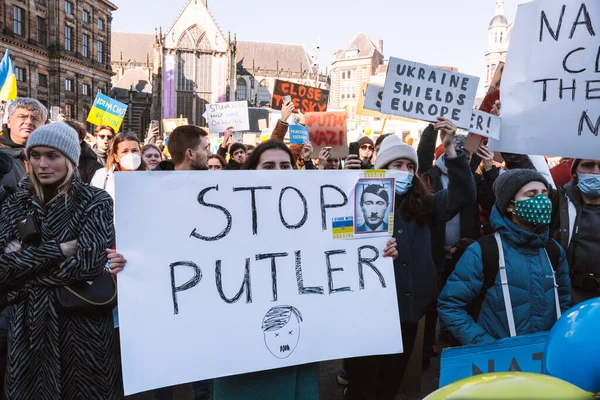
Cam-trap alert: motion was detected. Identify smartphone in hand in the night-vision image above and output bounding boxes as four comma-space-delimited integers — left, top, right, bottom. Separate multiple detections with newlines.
348, 142, 360, 157
282, 95, 292, 105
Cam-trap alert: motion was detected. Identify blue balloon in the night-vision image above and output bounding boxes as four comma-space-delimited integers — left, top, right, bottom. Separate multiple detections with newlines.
544, 297, 600, 394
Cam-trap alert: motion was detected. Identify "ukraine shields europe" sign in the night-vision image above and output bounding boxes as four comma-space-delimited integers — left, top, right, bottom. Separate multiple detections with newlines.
87, 93, 128, 132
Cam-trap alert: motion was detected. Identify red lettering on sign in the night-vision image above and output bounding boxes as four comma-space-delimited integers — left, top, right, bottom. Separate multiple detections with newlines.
281, 83, 290, 94
272, 79, 330, 114
298, 86, 307, 97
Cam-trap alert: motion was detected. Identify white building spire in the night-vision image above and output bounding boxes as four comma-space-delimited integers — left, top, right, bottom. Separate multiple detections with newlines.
496, 0, 505, 16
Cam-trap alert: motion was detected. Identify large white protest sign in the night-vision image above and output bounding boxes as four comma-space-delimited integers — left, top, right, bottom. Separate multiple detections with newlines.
207, 101, 250, 134
381, 57, 479, 129
489, 0, 599, 159
115, 171, 403, 395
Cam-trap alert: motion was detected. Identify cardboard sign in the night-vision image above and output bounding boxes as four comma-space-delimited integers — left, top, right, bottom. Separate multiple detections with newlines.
207, 101, 250, 134
115, 171, 403, 395
86, 93, 127, 132
440, 332, 548, 387
489, 0, 600, 159
289, 125, 309, 144
305, 112, 348, 158
381, 57, 479, 129
469, 110, 501, 140
162, 118, 189, 134
272, 80, 329, 114
357, 83, 384, 117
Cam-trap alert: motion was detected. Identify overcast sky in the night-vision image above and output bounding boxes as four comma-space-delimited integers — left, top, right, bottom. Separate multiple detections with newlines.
112, 0, 525, 94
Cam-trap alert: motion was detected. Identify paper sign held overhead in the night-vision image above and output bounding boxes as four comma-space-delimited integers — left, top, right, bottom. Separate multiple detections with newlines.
289, 125, 309, 144
207, 101, 250, 134
489, 0, 600, 159
86, 93, 128, 132
115, 171, 402, 395
357, 83, 384, 118
162, 118, 189, 134
469, 110, 501, 140
381, 57, 479, 129
305, 112, 348, 158
272, 80, 329, 114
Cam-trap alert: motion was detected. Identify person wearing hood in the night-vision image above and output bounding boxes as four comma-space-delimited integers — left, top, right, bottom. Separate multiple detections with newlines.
438, 169, 571, 346
0, 98, 47, 188
90, 133, 147, 199
63, 120, 103, 184
344, 117, 476, 400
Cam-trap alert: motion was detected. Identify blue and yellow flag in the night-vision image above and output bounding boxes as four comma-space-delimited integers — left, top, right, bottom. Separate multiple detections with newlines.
0, 50, 17, 102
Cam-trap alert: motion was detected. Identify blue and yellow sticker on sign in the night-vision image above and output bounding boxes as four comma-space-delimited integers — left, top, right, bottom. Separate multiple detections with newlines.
86, 93, 128, 132
332, 217, 354, 239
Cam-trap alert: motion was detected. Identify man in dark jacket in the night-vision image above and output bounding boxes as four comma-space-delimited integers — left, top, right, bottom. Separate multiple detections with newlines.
418, 130, 498, 364
0, 98, 48, 188
64, 120, 103, 184
551, 159, 600, 305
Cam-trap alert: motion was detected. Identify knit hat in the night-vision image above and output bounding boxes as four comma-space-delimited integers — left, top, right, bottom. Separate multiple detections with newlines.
374, 134, 418, 171
26, 122, 80, 166
357, 136, 374, 147
493, 169, 549, 216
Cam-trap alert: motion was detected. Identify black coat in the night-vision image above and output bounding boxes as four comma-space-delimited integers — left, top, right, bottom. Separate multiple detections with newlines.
78, 143, 103, 184
393, 151, 476, 324
420, 164, 498, 270
0, 133, 27, 189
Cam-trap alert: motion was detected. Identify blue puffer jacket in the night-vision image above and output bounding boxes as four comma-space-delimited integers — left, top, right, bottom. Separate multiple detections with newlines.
438, 206, 571, 345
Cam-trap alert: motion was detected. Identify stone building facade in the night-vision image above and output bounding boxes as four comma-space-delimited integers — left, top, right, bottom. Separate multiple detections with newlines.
0, 0, 116, 126
111, 0, 329, 132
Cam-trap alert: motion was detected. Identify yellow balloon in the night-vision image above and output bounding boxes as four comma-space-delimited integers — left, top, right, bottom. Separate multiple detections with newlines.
424, 373, 594, 400
364, 127, 372, 136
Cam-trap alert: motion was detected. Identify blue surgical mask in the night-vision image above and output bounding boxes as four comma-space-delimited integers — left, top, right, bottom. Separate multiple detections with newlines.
393, 171, 414, 195
578, 174, 600, 198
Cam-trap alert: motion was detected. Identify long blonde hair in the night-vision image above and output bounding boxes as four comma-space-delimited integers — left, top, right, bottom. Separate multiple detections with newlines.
28, 160, 76, 205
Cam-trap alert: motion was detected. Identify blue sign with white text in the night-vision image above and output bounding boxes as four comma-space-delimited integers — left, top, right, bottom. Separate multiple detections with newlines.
439, 332, 549, 387
289, 125, 309, 144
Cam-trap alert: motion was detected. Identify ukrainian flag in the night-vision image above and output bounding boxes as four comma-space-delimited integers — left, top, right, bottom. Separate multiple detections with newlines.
0, 50, 18, 102
332, 218, 354, 235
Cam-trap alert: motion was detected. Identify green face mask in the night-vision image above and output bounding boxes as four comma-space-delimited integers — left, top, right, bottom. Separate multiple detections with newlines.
513, 194, 552, 226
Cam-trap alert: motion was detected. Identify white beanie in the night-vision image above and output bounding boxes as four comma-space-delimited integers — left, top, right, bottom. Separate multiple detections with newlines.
374, 135, 418, 170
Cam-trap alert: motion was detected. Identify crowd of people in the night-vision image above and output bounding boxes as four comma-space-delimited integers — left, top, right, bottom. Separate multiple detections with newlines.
0, 96, 598, 400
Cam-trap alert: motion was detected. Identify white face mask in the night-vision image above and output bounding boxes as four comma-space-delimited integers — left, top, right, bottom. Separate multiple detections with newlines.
119, 153, 142, 171
389, 171, 414, 195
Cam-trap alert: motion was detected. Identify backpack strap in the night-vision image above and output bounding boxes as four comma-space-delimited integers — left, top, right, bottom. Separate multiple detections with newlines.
495, 233, 517, 337
545, 238, 563, 321
469, 234, 500, 321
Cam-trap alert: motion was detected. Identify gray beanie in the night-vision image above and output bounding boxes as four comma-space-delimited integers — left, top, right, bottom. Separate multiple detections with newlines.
493, 169, 549, 216
26, 122, 81, 166
374, 134, 418, 171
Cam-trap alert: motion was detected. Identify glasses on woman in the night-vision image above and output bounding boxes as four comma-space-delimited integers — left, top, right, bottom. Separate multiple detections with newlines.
360, 145, 374, 151
98, 134, 113, 140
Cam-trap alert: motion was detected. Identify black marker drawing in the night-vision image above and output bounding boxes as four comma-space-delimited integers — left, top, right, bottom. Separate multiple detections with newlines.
262, 305, 303, 359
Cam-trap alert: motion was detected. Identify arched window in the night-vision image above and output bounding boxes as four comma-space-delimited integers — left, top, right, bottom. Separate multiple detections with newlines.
235, 78, 247, 101
258, 79, 270, 106
494, 32, 498, 43
500, 32, 503, 43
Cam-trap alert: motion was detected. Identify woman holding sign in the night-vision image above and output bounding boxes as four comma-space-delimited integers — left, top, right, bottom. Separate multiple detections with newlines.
344, 117, 476, 400
211, 139, 399, 400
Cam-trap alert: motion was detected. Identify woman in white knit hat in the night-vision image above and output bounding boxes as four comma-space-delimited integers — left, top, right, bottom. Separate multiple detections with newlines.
0, 123, 122, 399
344, 117, 476, 400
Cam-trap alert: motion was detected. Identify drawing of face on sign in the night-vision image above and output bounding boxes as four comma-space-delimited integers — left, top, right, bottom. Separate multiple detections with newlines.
262, 305, 303, 359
